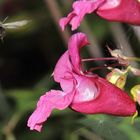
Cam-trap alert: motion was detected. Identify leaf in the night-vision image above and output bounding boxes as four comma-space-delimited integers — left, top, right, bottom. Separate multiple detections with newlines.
6, 89, 37, 112
79, 114, 133, 140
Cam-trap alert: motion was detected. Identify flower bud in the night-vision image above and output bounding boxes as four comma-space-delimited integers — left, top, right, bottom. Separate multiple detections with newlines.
106, 68, 127, 89
131, 85, 140, 105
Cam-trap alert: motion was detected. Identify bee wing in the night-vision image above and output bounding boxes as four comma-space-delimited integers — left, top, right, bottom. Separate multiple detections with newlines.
3, 20, 30, 29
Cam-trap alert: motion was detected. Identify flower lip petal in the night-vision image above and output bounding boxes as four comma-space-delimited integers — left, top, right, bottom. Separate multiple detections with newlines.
27, 89, 75, 132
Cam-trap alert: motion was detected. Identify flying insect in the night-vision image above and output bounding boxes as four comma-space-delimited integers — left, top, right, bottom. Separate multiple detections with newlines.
0, 17, 29, 40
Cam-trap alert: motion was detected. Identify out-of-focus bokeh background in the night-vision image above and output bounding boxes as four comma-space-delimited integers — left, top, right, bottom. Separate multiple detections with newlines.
0, 0, 140, 140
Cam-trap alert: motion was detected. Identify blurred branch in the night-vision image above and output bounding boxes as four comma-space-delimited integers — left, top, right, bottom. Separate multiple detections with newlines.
110, 23, 138, 67
132, 26, 140, 42
2, 112, 22, 140
80, 20, 104, 58
44, 0, 71, 46
0, 84, 10, 118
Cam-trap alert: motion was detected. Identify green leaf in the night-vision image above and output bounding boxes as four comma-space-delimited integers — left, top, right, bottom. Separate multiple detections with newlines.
79, 114, 138, 140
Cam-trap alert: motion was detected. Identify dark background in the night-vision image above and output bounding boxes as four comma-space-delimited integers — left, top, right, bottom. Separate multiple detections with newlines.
0, 0, 140, 140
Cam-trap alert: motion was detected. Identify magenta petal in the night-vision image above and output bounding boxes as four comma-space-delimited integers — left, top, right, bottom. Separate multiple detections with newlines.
68, 32, 89, 74
53, 51, 73, 82
97, 0, 140, 25
72, 74, 99, 103
53, 51, 75, 92
59, 79, 76, 93
71, 77, 136, 116
59, 0, 106, 31
27, 90, 75, 131
60, 0, 140, 30
53, 33, 90, 90
59, 12, 76, 31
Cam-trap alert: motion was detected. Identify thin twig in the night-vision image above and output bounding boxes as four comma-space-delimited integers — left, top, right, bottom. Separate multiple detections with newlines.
2, 112, 22, 140
110, 23, 138, 67
44, 0, 71, 46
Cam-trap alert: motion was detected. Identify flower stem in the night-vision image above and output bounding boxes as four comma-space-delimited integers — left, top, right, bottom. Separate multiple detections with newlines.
88, 63, 125, 72
82, 57, 117, 62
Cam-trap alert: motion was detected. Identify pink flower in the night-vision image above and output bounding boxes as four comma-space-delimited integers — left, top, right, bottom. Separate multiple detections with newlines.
27, 33, 136, 132
60, 0, 140, 31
